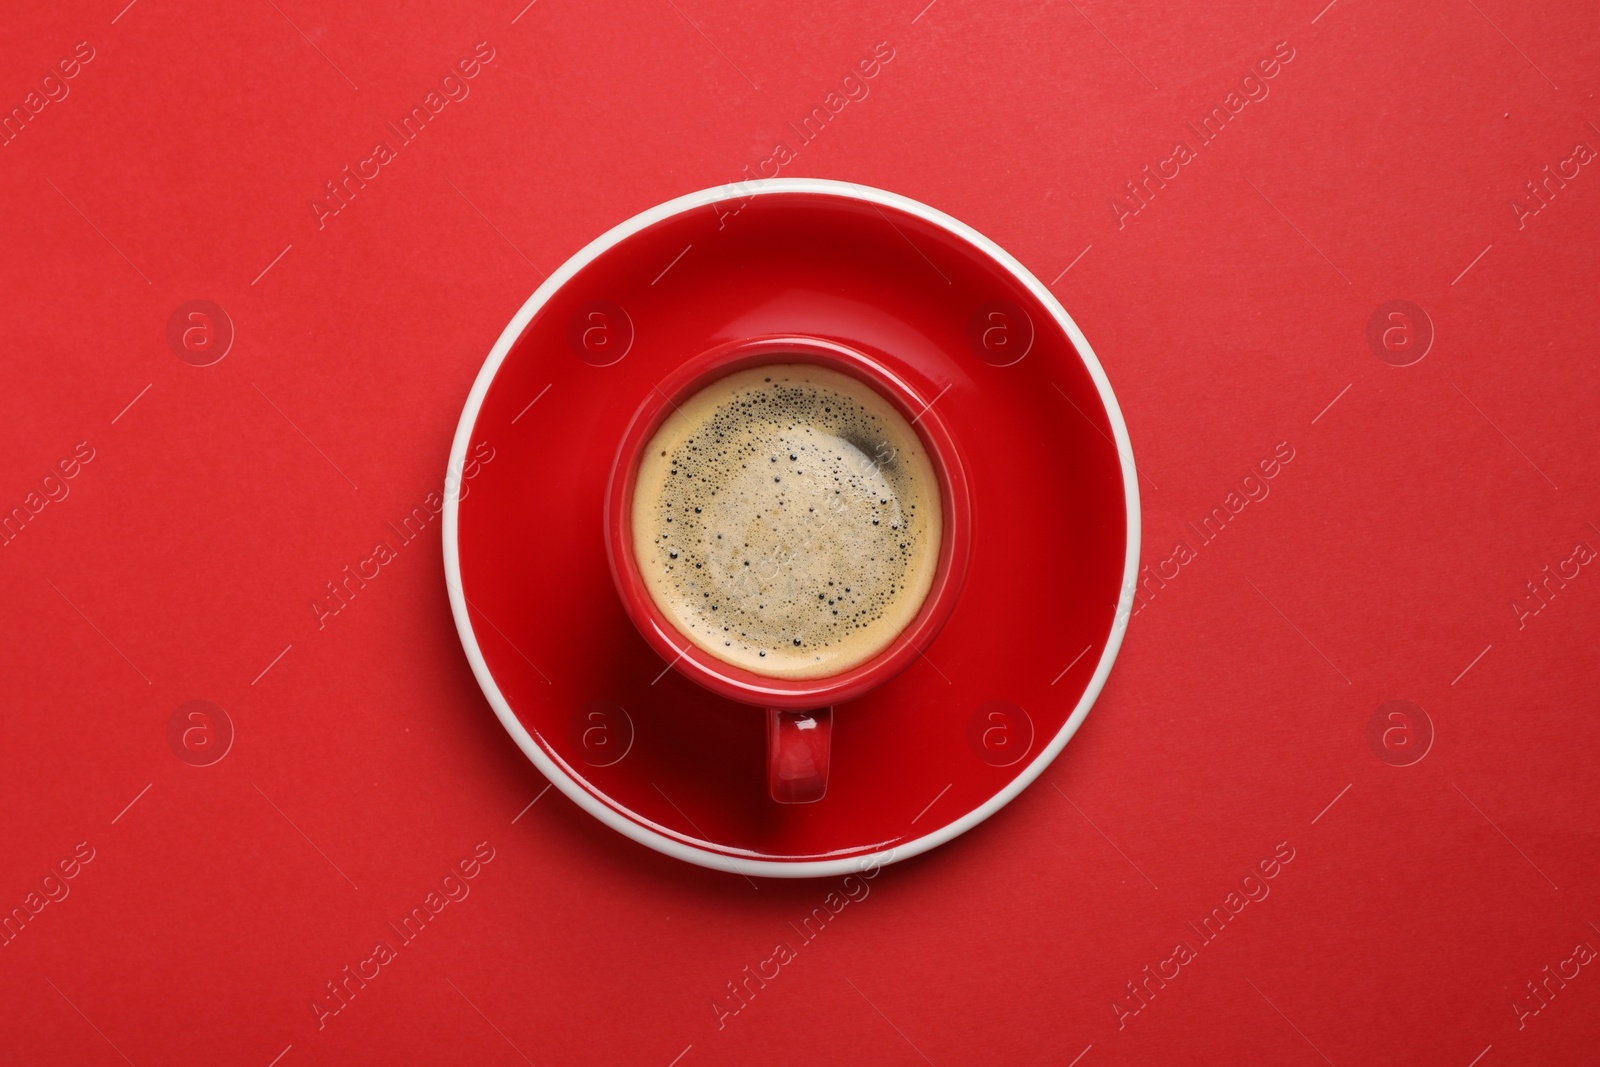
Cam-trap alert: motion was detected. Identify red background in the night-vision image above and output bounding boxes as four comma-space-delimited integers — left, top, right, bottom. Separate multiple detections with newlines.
2, 1, 1597, 1064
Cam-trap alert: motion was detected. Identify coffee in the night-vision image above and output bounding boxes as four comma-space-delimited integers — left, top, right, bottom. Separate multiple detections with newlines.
631, 364, 942, 679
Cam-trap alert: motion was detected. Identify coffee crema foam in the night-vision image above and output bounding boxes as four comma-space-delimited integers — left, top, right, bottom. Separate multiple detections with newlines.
632, 364, 942, 679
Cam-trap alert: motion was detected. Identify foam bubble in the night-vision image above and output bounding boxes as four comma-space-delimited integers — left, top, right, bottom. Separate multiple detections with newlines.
632, 364, 942, 679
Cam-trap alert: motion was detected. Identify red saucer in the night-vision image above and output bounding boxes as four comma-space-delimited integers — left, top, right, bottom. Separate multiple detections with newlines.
443, 180, 1139, 878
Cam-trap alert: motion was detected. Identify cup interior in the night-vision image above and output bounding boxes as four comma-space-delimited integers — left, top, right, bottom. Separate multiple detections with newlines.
604, 335, 971, 710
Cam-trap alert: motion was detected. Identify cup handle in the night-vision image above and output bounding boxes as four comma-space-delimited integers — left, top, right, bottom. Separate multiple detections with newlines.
766, 707, 832, 804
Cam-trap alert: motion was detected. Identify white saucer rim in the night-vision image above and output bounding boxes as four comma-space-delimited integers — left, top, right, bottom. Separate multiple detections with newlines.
442, 177, 1141, 879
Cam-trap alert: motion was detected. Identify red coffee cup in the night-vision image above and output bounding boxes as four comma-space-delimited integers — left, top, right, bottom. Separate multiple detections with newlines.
604, 335, 972, 803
